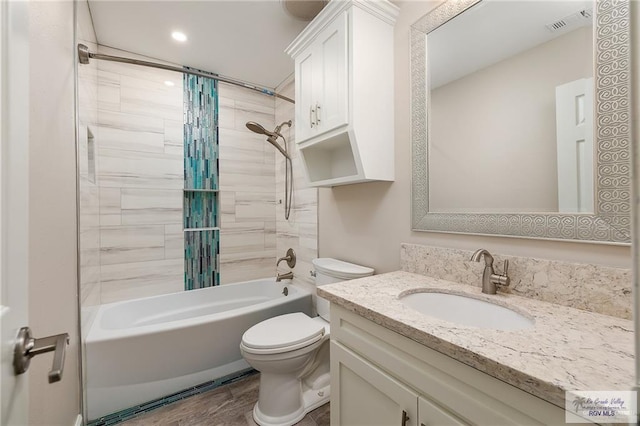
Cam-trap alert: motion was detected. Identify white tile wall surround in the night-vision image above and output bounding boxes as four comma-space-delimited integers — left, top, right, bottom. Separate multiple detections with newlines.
401, 243, 632, 319
95, 47, 185, 303
81, 48, 318, 305
218, 82, 278, 284
275, 76, 319, 308
77, 2, 100, 308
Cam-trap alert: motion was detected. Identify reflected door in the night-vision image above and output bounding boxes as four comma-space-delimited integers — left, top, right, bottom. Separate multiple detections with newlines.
555, 77, 594, 213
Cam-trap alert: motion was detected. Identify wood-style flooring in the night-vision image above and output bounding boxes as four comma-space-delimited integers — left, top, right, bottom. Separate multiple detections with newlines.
120, 373, 330, 426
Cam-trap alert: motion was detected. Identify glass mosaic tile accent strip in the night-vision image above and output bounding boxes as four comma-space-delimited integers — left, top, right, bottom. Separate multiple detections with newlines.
183, 71, 220, 290
184, 71, 219, 190
86, 369, 257, 426
184, 191, 218, 229
185, 229, 220, 290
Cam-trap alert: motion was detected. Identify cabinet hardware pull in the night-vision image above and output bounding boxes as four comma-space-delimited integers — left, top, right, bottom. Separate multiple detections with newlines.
402, 410, 410, 426
316, 103, 321, 124
310, 106, 315, 128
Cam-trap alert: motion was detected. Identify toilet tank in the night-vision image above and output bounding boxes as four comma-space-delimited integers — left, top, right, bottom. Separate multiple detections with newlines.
312, 258, 374, 321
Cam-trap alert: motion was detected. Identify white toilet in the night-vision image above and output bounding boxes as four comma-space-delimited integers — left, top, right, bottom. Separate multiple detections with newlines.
240, 258, 374, 426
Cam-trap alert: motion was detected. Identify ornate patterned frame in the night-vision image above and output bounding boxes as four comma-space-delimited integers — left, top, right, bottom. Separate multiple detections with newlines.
411, 0, 631, 244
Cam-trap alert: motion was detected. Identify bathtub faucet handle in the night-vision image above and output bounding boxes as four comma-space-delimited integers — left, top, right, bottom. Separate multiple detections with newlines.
277, 248, 296, 269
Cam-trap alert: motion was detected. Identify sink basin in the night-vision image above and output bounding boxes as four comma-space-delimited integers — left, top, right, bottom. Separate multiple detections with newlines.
399, 292, 534, 331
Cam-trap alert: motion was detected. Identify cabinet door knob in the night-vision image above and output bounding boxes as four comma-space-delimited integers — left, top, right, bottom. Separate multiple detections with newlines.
315, 103, 321, 124
402, 410, 410, 426
310, 106, 315, 128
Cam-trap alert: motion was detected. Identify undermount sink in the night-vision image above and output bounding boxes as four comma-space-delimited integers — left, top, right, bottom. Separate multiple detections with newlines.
399, 291, 535, 331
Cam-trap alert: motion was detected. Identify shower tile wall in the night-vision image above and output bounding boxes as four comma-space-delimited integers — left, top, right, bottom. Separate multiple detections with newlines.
96, 46, 185, 304
218, 83, 277, 283
77, 0, 100, 309
274, 77, 319, 302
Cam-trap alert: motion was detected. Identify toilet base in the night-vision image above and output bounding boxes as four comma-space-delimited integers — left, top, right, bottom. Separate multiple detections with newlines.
252, 383, 330, 426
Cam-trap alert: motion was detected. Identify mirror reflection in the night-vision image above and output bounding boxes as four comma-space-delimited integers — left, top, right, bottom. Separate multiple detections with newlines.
427, 0, 594, 213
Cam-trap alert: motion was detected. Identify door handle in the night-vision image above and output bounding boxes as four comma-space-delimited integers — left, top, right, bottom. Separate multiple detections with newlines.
13, 326, 70, 383
315, 103, 321, 124
310, 105, 316, 128
402, 410, 410, 426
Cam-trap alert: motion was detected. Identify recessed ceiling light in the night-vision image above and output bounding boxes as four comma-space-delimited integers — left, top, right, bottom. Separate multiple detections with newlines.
164, 80, 175, 87
171, 31, 187, 42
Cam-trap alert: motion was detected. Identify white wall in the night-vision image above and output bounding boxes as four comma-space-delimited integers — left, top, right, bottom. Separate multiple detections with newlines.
28, 1, 80, 424
318, 0, 632, 273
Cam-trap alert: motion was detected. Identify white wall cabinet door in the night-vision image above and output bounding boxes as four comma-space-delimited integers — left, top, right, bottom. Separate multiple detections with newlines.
331, 341, 418, 426
294, 11, 348, 144
294, 46, 316, 143
314, 10, 348, 137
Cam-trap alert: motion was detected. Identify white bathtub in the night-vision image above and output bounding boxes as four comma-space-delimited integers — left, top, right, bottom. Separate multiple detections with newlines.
85, 279, 312, 421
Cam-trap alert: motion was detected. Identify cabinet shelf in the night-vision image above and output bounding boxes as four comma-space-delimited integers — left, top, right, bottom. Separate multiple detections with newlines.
183, 227, 220, 232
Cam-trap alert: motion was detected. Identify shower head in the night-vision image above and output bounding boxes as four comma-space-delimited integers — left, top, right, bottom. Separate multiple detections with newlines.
246, 121, 277, 138
245, 121, 292, 160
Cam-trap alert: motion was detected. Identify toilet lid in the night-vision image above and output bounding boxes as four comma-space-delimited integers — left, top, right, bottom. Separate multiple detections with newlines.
242, 313, 325, 351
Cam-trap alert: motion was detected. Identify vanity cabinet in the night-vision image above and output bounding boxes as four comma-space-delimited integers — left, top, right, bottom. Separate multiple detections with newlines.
285, 0, 398, 187
330, 305, 567, 425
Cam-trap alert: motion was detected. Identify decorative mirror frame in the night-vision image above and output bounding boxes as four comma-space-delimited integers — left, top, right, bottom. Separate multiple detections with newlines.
411, 0, 631, 244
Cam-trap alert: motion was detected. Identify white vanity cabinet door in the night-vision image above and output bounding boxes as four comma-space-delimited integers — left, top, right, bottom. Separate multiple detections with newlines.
294, 11, 348, 144
418, 396, 469, 426
331, 341, 418, 426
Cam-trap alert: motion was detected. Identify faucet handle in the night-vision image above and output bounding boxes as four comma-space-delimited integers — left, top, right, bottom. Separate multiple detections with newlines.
494, 259, 510, 287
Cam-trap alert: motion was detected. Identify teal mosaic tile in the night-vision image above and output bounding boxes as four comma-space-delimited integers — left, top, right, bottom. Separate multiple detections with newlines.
184, 229, 220, 290
183, 71, 220, 290
184, 191, 217, 229
184, 71, 218, 190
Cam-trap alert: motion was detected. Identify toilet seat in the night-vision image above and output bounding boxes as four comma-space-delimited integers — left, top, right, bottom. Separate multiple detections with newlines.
241, 313, 326, 355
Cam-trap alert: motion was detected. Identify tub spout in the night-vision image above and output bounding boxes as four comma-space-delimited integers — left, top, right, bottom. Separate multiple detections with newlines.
276, 271, 293, 282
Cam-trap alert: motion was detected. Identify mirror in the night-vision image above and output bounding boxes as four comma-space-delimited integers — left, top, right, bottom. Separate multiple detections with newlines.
411, 0, 631, 243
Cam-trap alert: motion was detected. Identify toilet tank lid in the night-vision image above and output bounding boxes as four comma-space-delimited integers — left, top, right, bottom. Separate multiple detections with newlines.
312, 258, 374, 279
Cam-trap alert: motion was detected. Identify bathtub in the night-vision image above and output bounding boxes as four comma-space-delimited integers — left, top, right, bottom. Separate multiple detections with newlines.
85, 279, 312, 421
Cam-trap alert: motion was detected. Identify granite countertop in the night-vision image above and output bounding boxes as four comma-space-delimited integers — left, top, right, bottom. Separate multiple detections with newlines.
317, 271, 634, 408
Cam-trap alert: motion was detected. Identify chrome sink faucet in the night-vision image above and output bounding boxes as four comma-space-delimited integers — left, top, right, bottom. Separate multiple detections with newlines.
470, 249, 510, 295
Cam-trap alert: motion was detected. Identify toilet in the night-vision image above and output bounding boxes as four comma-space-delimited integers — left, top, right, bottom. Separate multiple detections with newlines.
240, 258, 374, 426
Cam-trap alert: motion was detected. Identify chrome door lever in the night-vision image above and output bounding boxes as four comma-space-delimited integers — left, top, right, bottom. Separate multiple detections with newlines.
13, 327, 70, 383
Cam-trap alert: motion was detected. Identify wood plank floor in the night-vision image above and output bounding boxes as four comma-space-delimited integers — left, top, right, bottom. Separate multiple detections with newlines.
120, 373, 330, 426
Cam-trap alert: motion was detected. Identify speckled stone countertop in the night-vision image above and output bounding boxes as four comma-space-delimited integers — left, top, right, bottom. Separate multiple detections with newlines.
317, 271, 634, 408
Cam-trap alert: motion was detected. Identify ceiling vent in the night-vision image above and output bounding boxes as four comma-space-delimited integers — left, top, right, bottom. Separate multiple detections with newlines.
546, 8, 593, 33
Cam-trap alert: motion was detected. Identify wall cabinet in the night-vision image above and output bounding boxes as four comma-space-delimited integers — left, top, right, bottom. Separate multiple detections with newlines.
286, 1, 398, 187
330, 305, 567, 426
